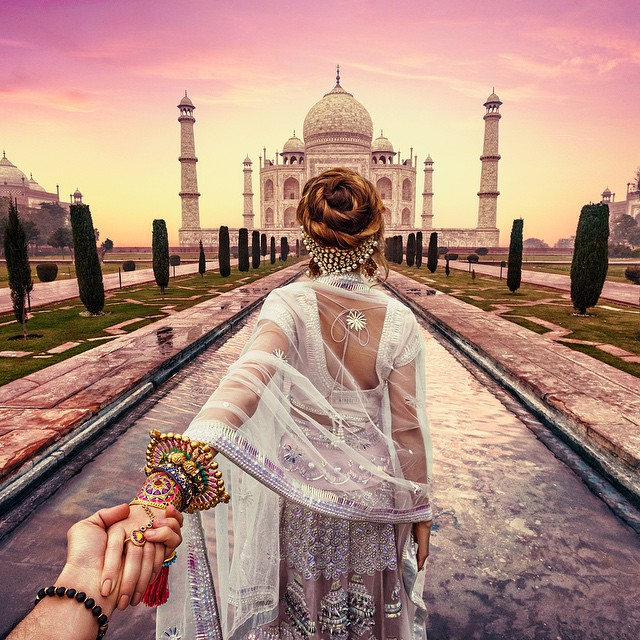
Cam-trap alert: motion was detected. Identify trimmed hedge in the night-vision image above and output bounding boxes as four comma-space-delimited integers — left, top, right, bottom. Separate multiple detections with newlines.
169, 254, 181, 267
123, 261, 136, 272
36, 262, 58, 282
625, 266, 640, 284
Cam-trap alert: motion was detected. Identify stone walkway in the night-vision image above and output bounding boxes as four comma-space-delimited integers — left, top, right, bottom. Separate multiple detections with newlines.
0, 261, 214, 314
446, 260, 640, 306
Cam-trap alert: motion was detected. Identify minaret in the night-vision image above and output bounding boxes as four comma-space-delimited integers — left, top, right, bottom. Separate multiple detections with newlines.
421, 155, 434, 229
476, 90, 502, 229
178, 92, 201, 236
242, 156, 254, 229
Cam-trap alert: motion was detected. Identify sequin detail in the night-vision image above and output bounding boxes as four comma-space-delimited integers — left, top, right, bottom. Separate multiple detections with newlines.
318, 581, 349, 640
348, 575, 376, 635
284, 578, 317, 638
281, 502, 398, 581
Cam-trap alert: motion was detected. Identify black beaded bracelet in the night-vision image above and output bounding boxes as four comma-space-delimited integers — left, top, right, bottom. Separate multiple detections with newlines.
34, 586, 109, 640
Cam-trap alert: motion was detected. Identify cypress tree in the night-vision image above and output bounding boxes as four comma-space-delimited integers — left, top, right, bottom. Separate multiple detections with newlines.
71, 203, 104, 314
415, 231, 423, 268
445, 258, 450, 277
4, 200, 32, 337
295, 238, 300, 257
219, 226, 231, 277
427, 232, 438, 273
280, 236, 289, 261
270, 236, 276, 264
152, 219, 170, 294
395, 235, 404, 264
238, 228, 249, 272
198, 239, 206, 277
571, 203, 609, 314
507, 219, 524, 294
261, 233, 267, 262
251, 230, 260, 268
406, 233, 416, 267
385, 237, 392, 261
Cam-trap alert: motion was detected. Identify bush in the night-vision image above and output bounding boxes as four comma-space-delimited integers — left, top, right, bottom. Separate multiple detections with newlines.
251, 231, 260, 268
71, 203, 104, 314
467, 254, 479, 263
624, 266, 640, 284
406, 233, 416, 267
427, 232, 438, 273
476, 247, 489, 256
507, 219, 524, 294
36, 262, 58, 282
169, 254, 181, 266
437, 246, 449, 256
571, 204, 609, 314
152, 220, 170, 294
219, 226, 231, 277
238, 228, 249, 271
122, 261, 136, 272
445, 253, 458, 261
280, 236, 289, 261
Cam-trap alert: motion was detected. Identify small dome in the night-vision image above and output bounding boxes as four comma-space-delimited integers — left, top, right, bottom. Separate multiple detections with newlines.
303, 81, 373, 149
28, 174, 47, 192
243, 155, 252, 164
178, 91, 194, 108
602, 186, 612, 196
372, 132, 394, 153
282, 134, 305, 153
73, 188, 83, 198
0, 153, 28, 185
484, 91, 502, 105
425, 154, 433, 164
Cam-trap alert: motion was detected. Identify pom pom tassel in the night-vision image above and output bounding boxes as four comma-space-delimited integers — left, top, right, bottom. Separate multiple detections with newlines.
142, 551, 177, 607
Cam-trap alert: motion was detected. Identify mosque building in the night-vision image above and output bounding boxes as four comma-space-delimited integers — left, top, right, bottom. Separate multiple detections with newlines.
600, 183, 640, 224
0, 151, 82, 212
178, 70, 502, 249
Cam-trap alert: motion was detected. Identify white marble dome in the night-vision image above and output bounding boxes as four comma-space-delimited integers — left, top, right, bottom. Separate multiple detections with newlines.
372, 133, 394, 153
303, 83, 373, 149
282, 134, 305, 153
0, 153, 28, 185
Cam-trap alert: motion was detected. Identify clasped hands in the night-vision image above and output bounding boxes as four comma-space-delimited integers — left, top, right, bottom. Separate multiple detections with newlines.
98, 503, 183, 611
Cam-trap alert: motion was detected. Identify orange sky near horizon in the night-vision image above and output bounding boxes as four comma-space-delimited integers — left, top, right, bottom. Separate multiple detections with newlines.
1, 0, 638, 248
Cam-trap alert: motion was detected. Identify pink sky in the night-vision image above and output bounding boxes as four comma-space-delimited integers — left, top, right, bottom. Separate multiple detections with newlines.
2, 0, 638, 247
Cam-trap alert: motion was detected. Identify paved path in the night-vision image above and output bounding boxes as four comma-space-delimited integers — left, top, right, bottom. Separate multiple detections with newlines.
1, 301, 639, 639
0, 262, 210, 314
447, 260, 640, 306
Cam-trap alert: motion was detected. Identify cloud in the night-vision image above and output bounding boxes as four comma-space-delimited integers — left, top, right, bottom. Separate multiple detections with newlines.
0, 87, 99, 112
0, 38, 35, 49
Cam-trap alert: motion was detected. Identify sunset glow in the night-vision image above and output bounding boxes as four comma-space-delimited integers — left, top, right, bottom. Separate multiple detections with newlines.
2, 0, 638, 246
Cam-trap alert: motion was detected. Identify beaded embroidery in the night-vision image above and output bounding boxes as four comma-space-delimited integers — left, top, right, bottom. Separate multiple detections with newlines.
318, 581, 349, 640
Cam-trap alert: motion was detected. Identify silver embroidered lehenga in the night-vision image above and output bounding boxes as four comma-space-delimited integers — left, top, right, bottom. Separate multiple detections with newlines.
157, 274, 433, 640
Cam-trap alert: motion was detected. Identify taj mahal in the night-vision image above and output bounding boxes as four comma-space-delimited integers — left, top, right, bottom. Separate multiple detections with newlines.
178, 68, 502, 249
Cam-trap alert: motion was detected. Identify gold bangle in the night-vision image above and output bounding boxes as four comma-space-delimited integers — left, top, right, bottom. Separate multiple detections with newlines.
145, 430, 230, 513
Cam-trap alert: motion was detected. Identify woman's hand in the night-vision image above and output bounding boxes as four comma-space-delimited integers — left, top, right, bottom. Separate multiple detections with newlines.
413, 520, 432, 570
101, 504, 183, 609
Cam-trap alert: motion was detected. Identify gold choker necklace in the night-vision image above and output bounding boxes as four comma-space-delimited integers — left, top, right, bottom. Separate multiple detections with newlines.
301, 228, 377, 276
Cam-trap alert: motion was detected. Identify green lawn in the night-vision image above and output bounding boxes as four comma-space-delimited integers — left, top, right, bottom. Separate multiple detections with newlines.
0, 259, 300, 386
395, 264, 640, 378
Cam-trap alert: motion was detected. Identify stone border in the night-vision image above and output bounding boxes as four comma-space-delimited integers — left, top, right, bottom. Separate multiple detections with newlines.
384, 273, 640, 509
0, 265, 304, 527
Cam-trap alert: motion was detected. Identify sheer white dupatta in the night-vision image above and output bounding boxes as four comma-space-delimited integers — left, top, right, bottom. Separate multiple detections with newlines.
157, 279, 433, 640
